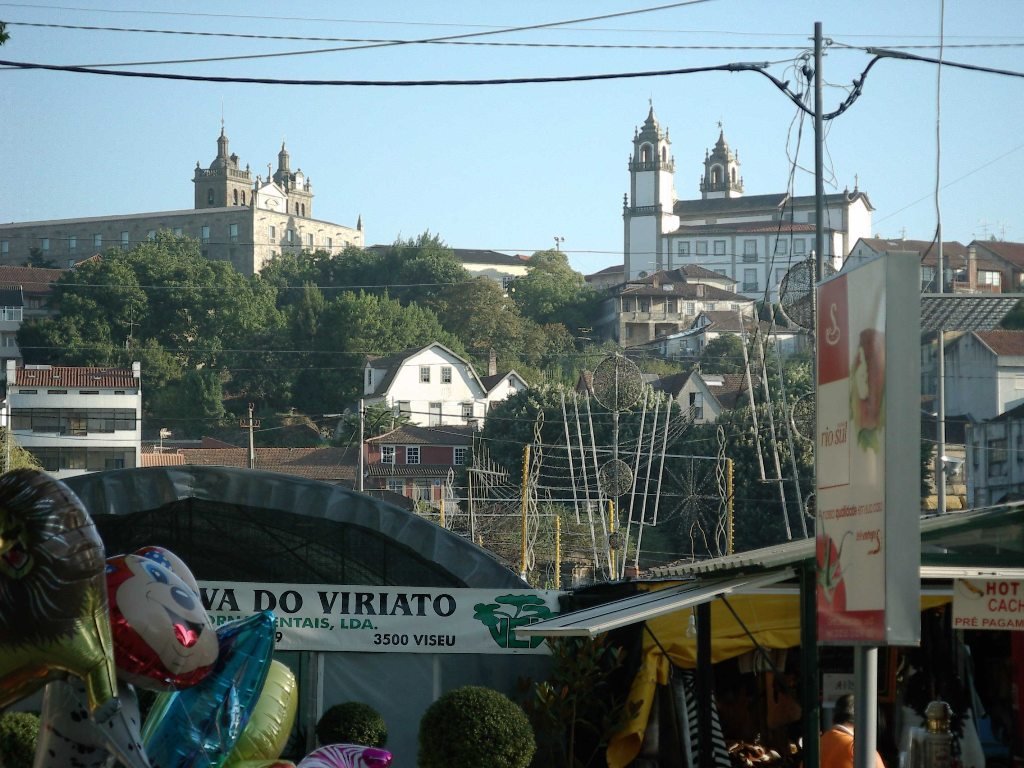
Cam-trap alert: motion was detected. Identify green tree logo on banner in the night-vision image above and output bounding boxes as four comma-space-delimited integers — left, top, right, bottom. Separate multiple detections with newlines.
473, 595, 555, 650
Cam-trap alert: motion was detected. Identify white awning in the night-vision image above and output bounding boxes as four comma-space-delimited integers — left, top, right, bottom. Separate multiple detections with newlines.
920, 565, 1024, 580
516, 568, 795, 639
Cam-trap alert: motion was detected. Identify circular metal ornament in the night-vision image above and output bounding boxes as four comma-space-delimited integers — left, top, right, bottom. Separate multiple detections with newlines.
599, 458, 634, 497
591, 354, 644, 411
778, 258, 837, 329
790, 393, 815, 444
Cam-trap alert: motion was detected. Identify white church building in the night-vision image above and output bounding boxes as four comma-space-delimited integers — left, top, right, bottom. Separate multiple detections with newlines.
622, 106, 873, 301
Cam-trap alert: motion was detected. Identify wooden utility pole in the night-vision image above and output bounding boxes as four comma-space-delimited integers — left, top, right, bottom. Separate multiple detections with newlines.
240, 402, 260, 469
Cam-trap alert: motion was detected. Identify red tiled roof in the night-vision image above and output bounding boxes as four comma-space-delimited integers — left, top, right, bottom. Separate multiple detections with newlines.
858, 238, 968, 267
141, 451, 186, 467
973, 240, 1024, 268
974, 330, 1024, 357
178, 446, 357, 482
367, 424, 476, 445
0, 266, 66, 294
366, 464, 458, 478
14, 365, 138, 388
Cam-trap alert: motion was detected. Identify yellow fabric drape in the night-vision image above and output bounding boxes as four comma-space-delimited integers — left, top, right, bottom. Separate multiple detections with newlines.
606, 588, 951, 768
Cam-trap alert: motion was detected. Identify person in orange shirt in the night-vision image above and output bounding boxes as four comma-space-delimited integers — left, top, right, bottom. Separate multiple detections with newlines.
821, 694, 885, 768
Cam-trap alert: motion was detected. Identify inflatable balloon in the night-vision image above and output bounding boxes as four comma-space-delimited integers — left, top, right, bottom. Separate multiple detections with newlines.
296, 744, 392, 768
134, 545, 202, 596
106, 552, 218, 690
35, 678, 151, 768
0, 469, 118, 719
224, 661, 299, 767
143, 611, 277, 768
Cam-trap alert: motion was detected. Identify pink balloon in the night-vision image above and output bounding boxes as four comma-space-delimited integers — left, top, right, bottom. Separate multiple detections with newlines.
297, 744, 393, 768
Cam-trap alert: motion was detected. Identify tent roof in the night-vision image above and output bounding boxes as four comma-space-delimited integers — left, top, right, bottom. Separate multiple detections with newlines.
647, 502, 1024, 579
520, 503, 1024, 639
64, 465, 526, 589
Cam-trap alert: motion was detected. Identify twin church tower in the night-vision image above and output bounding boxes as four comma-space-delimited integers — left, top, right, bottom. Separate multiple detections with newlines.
623, 105, 871, 293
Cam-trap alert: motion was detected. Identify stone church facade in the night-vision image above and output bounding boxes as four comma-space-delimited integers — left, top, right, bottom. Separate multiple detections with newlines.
0, 127, 363, 276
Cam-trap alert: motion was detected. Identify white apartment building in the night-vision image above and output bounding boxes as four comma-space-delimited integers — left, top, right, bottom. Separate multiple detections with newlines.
5, 361, 142, 478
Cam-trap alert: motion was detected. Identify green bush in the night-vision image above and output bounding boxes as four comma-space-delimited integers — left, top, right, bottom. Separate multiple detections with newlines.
315, 701, 387, 747
419, 685, 535, 768
0, 711, 40, 768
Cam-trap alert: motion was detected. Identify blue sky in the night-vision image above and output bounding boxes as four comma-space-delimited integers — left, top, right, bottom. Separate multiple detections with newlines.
1, 1, 1022, 275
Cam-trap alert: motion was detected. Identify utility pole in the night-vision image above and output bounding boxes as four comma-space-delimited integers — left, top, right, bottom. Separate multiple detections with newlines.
358, 399, 365, 493
240, 402, 260, 469
520, 444, 530, 580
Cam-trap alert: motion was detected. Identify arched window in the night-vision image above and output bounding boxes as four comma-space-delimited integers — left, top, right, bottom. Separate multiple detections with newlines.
233, 189, 239, 205
731, 168, 736, 184
301, 204, 306, 217
711, 167, 721, 185
295, 202, 300, 215
207, 188, 215, 205
661, 146, 667, 162
640, 144, 652, 163
241, 191, 246, 205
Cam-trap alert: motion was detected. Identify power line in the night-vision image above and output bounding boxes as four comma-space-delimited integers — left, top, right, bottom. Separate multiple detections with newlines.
12, 20, 1024, 53
1, 20, 813, 51
864, 46, 1024, 79
0, 57, 778, 87
5, 0, 718, 67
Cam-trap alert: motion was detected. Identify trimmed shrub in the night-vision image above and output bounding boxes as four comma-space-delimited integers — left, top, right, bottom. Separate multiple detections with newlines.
315, 701, 387, 748
0, 711, 40, 768
419, 685, 535, 768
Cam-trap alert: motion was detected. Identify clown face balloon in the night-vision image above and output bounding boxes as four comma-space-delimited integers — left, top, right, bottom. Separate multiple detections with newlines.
106, 553, 217, 690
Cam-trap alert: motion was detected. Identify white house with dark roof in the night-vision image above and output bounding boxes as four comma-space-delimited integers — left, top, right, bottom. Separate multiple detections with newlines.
362, 343, 525, 427
5, 361, 142, 478
623, 106, 873, 299
368, 246, 529, 292
451, 248, 529, 292
649, 370, 751, 423
943, 330, 1024, 422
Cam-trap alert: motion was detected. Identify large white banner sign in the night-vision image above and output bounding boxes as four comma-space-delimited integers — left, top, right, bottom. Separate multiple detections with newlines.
199, 581, 562, 654
815, 253, 920, 645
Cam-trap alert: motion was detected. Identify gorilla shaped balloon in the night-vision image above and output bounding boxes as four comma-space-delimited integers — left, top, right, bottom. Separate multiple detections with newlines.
296, 745, 393, 768
106, 552, 218, 690
224, 660, 299, 767
0, 469, 118, 719
143, 611, 277, 768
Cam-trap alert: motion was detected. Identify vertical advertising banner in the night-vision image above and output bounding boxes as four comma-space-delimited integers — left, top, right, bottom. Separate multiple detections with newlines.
816, 254, 920, 645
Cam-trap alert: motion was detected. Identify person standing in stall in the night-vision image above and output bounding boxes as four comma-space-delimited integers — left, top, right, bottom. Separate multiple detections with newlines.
821, 694, 886, 768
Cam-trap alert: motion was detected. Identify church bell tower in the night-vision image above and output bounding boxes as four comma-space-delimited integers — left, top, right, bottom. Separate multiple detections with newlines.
700, 126, 743, 199
624, 104, 679, 279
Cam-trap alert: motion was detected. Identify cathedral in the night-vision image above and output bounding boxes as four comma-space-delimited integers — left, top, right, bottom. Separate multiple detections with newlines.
0, 127, 363, 276
623, 106, 873, 300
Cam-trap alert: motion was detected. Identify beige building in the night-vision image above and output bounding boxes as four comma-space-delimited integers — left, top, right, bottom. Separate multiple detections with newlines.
0, 128, 363, 276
